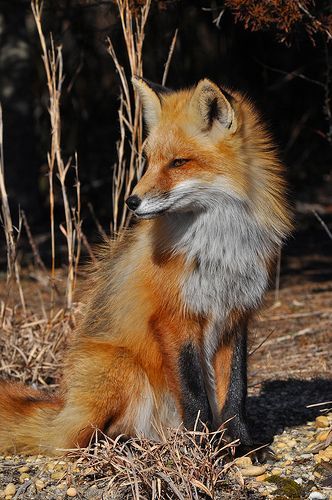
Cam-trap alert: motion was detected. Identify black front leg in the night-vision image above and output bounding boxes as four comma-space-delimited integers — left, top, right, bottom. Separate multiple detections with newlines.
213, 320, 272, 461
179, 342, 212, 430
218, 326, 253, 446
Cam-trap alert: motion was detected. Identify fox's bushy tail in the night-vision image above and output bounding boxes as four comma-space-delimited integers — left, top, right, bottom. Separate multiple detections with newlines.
0, 339, 162, 455
0, 381, 66, 454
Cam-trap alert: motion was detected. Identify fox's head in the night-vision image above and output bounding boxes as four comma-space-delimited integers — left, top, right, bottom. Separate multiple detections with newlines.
126, 77, 249, 219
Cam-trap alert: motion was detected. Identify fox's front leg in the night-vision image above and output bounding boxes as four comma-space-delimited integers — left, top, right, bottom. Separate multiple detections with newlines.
149, 313, 212, 429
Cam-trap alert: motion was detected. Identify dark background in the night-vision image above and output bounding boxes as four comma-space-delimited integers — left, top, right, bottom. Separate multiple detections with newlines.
0, 0, 331, 270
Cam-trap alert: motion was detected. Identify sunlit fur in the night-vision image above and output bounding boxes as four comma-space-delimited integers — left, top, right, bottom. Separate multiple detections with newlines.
0, 79, 291, 454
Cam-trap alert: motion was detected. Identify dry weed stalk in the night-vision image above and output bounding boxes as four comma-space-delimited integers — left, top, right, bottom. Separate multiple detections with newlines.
21, 210, 48, 275
32, 1, 82, 311
0, 104, 26, 316
107, 2, 177, 236
107, 0, 151, 235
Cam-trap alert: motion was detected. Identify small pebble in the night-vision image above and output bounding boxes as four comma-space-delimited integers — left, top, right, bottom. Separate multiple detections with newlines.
294, 478, 303, 484
66, 487, 77, 497
255, 473, 268, 481
54, 463, 66, 471
324, 445, 332, 458
18, 466, 29, 473
240, 465, 267, 477
19, 473, 30, 483
235, 456, 252, 468
35, 479, 45, 491
271, 468, 282, 475
315, 416, 329, 428
316, 430, 330, 442
315, 448, 332, 463
279, 460, 291, 467
4, 485, 15, 497
51, 471, 65, 480
308, 492, 326, 500
275, 442, 287, 449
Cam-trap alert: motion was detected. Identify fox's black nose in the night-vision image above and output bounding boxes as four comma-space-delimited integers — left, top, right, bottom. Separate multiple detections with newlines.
126, 195, 141, 211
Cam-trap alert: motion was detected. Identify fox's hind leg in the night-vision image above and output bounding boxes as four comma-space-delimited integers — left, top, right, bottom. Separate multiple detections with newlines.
44, 339, 156, 453
150, 313, 212, 430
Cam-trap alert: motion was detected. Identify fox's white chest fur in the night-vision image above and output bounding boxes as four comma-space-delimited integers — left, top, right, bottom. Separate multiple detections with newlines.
169, 198, 279, 319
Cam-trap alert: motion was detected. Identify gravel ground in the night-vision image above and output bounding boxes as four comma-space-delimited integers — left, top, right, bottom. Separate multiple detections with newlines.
0, 413, 331, 499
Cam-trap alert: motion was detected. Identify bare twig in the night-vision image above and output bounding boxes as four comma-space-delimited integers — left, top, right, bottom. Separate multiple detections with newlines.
0, 104, 15, 281
88, 202, 108, 240
313, 210, 332, 241
21, 211, 47, 274
298, 2, 332, 40
274, 248, 281, 303
254, 59, 325, 89
261, 327, 312, 346
307, 401, 332, 408
249, 329, 275, 356
162, 29, 178, 86
259, 308, 332, 321
0, 104, 26, 316
323, 43, 332, 142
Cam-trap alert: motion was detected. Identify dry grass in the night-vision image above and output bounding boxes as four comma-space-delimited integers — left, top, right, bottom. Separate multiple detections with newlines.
0, 275, 75, 388
70, 428, 241, 499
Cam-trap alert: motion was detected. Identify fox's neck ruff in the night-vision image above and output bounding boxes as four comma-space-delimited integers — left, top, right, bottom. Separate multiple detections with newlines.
160, 197, 281, 319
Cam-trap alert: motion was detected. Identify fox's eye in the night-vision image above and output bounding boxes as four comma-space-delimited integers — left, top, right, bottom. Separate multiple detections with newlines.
170, 158, 189, 168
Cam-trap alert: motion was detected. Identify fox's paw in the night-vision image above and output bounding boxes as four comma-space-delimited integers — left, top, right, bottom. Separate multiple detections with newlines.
237, 443, 275, 464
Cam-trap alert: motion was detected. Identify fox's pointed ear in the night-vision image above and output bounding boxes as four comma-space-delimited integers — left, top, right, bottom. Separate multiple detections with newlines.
190, 79, 236, 133
132, 76, 169, 129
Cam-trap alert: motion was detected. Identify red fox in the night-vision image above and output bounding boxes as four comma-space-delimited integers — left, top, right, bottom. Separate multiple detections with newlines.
0, 78, 291, 456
